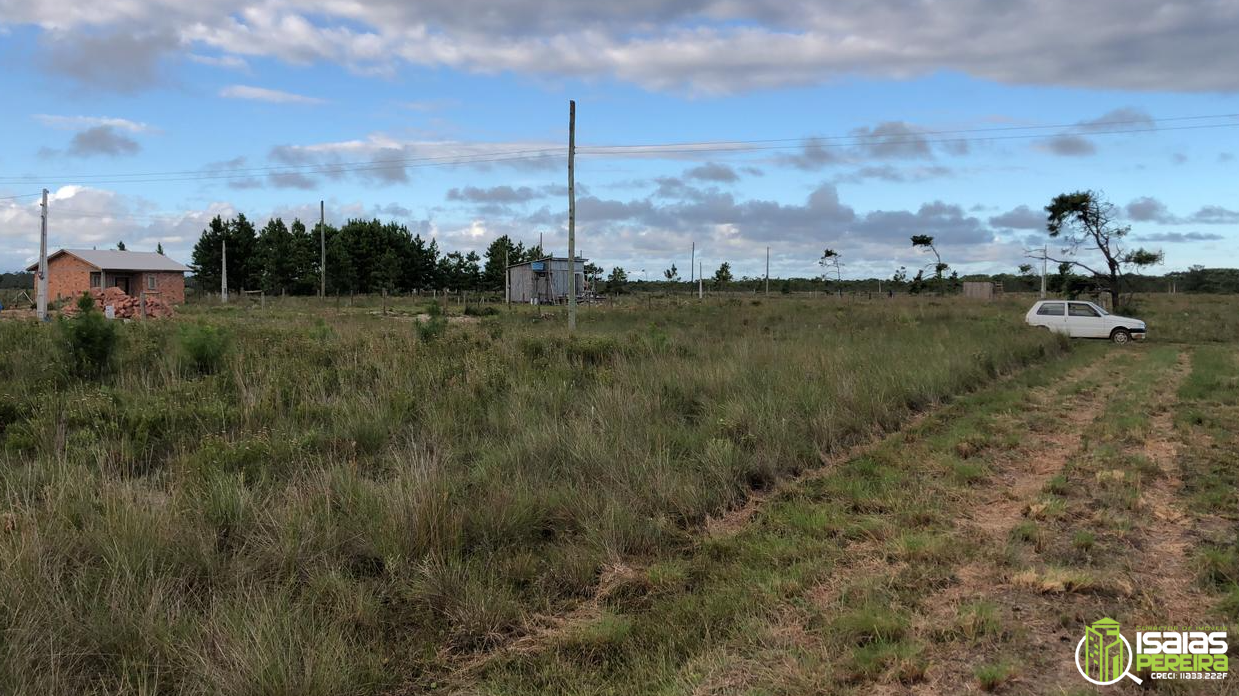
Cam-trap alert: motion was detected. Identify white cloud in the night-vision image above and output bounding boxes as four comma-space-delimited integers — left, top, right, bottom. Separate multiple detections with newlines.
34, 114, 153, 132
187, 53, 248, 70
6, 0, 1239, 94
218, 85, 326, 104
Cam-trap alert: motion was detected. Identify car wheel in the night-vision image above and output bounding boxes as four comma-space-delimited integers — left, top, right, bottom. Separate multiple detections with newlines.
1111, 329, 1131, 345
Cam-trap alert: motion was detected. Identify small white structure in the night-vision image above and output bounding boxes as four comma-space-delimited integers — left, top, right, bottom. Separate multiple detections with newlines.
506, 257, 587, 304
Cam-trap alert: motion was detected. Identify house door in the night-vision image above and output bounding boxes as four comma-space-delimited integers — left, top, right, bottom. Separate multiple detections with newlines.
115, 276, 130, 294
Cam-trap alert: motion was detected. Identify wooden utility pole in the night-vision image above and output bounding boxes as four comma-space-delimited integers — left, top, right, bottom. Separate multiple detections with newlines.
690, 241, 695, 289
36, 189, 48, 321
319, 200, 326, 298
221, 238, 228, 303
698, 261, 703, 299
765, 246, 770, 295
567, 100, 577, 330
505, 246, 510, 304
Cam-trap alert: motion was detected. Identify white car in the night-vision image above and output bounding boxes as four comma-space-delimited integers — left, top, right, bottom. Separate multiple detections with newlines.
1025, 300, 1147, 344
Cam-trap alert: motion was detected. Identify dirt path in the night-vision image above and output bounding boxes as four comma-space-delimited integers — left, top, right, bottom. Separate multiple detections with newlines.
911, 358, 1127, 693
438, 345, 1238, 696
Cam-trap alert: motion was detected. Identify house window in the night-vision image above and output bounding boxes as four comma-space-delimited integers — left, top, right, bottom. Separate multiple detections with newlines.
90, 272, 101, 288
147, 275, 158, 290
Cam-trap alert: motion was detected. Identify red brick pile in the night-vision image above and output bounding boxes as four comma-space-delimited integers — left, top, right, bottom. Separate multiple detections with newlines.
62, 288, 176, 319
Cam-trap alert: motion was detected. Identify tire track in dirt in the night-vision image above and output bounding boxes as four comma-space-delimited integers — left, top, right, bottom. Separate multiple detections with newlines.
410, 362, 1036, 695
914, 348, 1208, 695
910, 356, 1128, 694
1127, 351, 1217, 629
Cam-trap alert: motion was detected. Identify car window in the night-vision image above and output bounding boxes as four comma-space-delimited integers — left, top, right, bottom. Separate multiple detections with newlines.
1036, 302, 1065, 316
1068, 303, 1100, 317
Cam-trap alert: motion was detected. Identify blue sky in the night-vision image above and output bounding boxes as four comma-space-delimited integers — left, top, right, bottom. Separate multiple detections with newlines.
1, 0, 1237, 279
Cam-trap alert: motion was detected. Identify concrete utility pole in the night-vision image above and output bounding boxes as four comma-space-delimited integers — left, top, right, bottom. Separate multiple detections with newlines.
319, 200, 326, 298
221, 238, 228, 303
1041, 244, 1048, 299
765, 246, 770, 295
567, 100, 577, 330
36, 189, 48, 321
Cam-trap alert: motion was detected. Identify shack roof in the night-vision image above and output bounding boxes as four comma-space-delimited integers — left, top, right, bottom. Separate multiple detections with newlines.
506, 256, 588, 269
27, 249, 190, 273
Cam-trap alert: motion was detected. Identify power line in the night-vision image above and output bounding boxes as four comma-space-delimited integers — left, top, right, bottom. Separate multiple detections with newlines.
3, 111, 1235, 189
580, 112, 1239, 150
0, 151, 564, 187
0, 192, 43, 200
578, 123, 1239, 156
0, 148, 564, 184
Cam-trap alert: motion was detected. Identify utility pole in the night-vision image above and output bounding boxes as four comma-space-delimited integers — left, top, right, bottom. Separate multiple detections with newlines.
765, 246, 770, 295
567, 100, 577, 330
36, 189, 48, 321
505, 246, 510, 304
319, 200, 326, 298
1040, 243, 1047, 299
221, 238, 228, 303
698, 261, 703, 299
690, 241, 695, 289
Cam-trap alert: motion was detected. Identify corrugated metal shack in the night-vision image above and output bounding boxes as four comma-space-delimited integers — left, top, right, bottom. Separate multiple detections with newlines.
506, 257, 587, 304
961, 281, 997, 300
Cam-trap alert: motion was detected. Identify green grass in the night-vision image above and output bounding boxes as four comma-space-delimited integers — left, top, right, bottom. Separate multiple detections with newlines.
973, 661, 1015, 692
0, 295, 1069, 694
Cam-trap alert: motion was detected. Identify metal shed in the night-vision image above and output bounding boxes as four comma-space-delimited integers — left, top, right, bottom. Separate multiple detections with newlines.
962, 281, 996, 300
506, 257, 587, 304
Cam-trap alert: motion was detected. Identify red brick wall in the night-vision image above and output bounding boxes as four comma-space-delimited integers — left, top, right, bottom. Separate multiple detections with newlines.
140, 271, 186, 304
34, 254, 186, 306
38, 254, 95, 303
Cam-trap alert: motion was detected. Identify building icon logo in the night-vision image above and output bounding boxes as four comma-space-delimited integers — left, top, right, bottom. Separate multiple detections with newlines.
1075, 617, 1142, 685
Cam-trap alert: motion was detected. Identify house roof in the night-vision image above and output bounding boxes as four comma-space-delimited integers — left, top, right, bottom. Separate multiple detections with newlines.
27, 249, 190, 273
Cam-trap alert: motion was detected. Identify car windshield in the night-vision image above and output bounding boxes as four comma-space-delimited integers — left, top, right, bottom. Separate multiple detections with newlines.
1091, 303, 1109, 316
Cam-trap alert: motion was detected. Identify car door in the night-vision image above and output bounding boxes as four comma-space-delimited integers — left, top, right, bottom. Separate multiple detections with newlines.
1034, 301, 1067, 333
1067, 302, 1106, 338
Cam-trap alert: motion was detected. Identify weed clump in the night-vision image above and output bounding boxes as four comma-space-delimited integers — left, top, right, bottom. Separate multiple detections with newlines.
57, 293, 118, 378
463, 305, 499, 317
179, 322, 231, 374
415, 316, 447, 342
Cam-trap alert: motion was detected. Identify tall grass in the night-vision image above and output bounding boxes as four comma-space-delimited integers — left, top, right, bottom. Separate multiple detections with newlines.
0, 295, 1067, 693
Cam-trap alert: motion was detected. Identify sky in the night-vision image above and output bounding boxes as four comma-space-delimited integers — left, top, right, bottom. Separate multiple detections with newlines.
1, 0, 1237, 280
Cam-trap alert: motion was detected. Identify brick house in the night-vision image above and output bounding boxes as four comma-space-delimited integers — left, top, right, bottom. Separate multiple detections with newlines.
28, 249, 190, 305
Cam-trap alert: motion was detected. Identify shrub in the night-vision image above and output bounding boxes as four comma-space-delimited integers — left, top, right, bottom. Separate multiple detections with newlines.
57, 293, 118, 378
415, 316, 447, 342
179, 322, 231, 374
463, 305, 499, 317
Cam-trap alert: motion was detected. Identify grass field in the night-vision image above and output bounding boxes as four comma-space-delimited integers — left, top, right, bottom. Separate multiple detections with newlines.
0, 292, 1233, 694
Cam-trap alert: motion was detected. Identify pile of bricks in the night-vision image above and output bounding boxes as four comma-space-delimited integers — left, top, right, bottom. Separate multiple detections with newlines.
63, 288, 176, 319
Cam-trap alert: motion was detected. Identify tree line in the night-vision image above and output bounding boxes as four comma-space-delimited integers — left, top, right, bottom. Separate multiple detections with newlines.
189, 215, 547, 295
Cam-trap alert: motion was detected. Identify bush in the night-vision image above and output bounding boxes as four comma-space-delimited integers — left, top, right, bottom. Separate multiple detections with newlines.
415, 316, 447, 342
179, 322, 231, 374
463, 305, 499, 317
57, 293, 118, 378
